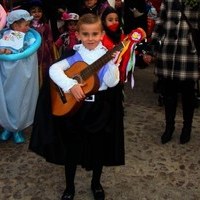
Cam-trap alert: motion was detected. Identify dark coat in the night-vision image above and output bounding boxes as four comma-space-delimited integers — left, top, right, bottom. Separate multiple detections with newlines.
151, 0, 200, 81
123, 0, 147, 34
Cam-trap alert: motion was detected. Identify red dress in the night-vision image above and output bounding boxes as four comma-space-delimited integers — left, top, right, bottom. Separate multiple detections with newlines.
102, 34, 128, 82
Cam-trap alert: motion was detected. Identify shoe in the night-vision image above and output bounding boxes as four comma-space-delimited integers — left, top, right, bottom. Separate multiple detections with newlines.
180, 127, 191, 144
13, 132, 25, 144
161, 127, 174, 144
61, 190, 74, 200
0, 130, 12, 141
91, 183, 105, 200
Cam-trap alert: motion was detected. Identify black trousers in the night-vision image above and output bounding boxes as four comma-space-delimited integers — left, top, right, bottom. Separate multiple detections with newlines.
64, 163, 103, 192
162, 78, 196, 130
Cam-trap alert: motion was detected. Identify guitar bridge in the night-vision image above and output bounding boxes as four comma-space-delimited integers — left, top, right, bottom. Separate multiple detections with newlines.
57, 86, 67, 103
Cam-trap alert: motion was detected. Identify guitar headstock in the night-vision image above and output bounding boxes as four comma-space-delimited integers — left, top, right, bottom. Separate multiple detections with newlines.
121, 27, 146, 48
129, 27, 146, 43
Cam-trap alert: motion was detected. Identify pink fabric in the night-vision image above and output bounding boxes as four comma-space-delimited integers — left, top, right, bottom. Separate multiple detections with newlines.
55, 37, 63, 48
68, 32, 77, 49
0, 4, 6, 31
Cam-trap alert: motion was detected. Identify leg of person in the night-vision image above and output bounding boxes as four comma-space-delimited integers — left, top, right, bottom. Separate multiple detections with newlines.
61, 164, 77, 200
180, 80, 195, 144
161, 79, 178, 144
91, 164, 105, 200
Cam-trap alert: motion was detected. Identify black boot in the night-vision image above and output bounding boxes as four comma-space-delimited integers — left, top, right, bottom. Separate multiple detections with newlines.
180, 126, 191, 144
161, 126, 175, 144
161, 91, 177, 144
91, 182, 105, 200
61, 189, 75, 200
180, 80, 195, 144
91, 165, 105, 200
62, 164, 76, 200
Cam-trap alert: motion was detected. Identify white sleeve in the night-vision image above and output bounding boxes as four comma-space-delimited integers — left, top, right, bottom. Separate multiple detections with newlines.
103, 60, 120, 87
49, 59, 78, 93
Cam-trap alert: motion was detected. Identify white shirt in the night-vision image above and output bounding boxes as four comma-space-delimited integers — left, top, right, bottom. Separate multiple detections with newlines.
49, 42, 120, 93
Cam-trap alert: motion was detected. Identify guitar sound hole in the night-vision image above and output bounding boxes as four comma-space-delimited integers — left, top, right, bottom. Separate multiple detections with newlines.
73, 74, 83, 83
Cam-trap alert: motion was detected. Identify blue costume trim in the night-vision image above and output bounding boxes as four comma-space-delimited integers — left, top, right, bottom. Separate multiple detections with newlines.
66, 51, 83, 66
66, 51, 110, 85
98, 63, 109, 85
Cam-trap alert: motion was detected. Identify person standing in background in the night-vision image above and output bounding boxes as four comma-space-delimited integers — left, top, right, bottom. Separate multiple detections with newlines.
55, 12, 79, 57
123, 0, 147, 34
40, 0, 82, 40
29, 0, 55, 87
143, 0, 200, 144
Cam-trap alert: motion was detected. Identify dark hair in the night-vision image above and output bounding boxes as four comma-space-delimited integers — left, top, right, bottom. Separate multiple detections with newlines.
76, 13, 103, 31
10, 19, 28, 30
29, 0, 43, 7
29, 0, 47, 24
101, 6, 122, 44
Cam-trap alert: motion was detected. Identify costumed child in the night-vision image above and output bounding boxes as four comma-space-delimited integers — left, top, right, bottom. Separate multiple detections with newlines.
0, 10, 36, 54
55, 11, 79, 58
29, 13, 125, 200
29, 0, 55, 87
101, 7, 146, 154
0, 9, 40, 144
101, 6, 147, 84
101, 6, 125, 145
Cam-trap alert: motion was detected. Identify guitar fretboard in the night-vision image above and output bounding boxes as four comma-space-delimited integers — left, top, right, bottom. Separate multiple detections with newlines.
80, 42, 125, 80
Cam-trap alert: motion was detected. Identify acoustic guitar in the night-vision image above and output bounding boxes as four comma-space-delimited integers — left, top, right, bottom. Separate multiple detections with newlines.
50, 28, 146, 116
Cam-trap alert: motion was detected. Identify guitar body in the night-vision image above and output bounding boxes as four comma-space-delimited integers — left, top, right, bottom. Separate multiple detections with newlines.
50, 28, 146, 116
51, 61, 100, 116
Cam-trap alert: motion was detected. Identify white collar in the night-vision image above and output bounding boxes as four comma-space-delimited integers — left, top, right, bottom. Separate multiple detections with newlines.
73, 42, 107, 52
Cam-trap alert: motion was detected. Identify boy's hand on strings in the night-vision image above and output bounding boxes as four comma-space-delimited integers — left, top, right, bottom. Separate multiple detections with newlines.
112, 51, 121, 65
70, 84, 86, 102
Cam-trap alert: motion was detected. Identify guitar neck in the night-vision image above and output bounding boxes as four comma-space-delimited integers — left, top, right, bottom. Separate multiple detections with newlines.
80, 42, 125, 80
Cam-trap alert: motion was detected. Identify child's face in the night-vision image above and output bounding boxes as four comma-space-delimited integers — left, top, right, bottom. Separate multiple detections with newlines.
30, 7, 43, 21
67, 20, 77, 32
13, 20, 30, 33
105, 13, 119, 27
76, 22, 104, 50
84, 0, 97, 8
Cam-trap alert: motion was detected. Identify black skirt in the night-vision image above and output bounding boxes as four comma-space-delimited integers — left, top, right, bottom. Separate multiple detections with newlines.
29, 78, 125, 170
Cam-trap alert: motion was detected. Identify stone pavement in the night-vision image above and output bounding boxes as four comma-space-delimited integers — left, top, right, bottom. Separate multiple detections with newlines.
0, 65, 200, 200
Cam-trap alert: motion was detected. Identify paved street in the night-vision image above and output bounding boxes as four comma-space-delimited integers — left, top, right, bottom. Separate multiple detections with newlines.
0, 65, 200, 200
